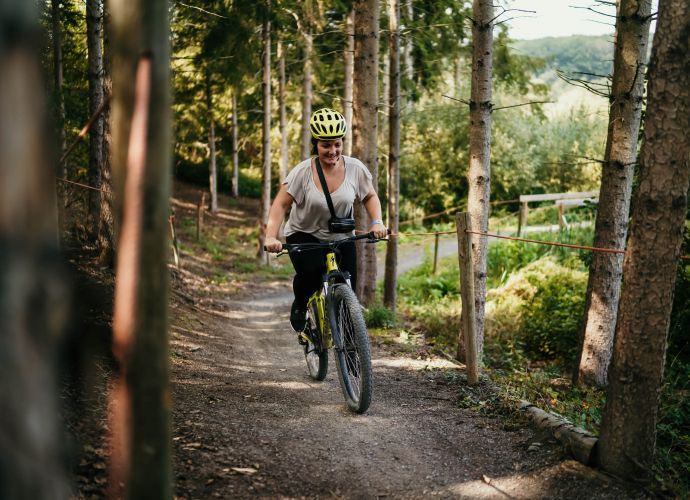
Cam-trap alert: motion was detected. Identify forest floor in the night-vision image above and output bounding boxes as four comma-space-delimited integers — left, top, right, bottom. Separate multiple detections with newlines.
64, 183, 650, 499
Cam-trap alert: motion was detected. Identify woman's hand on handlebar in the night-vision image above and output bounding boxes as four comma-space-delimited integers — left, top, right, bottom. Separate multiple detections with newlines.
264, 236, 283, 253
370, 223, 388, 239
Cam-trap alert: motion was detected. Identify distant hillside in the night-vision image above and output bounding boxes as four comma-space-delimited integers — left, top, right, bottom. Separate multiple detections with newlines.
513, 35, 614, 80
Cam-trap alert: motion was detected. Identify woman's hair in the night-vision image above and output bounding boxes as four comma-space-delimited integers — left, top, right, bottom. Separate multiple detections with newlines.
311, 137, 345, 156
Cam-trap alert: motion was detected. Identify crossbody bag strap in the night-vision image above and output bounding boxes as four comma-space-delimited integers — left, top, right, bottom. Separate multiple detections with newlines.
314, 157, 338, 219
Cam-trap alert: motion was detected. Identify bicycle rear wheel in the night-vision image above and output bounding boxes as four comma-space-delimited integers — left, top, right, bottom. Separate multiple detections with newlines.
304, 299, 328, 381
329, 284, 373, 413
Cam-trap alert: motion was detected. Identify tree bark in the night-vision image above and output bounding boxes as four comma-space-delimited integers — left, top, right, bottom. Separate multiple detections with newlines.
352, 0, 379, 305
109, 0, 172, 495
232, 91, 239, 198
459, 0, 493, 361
598, 0, 690, 482
205, 71, 218, 212
383, 0, 400, 311
300, 8, 313, 161
343, 8, 355, 156
87, 0, 105, 240
403, 0, 413, 89
574, 0, 652, 387
99, 0, 115, 267
0, 3, 69, 497
258, 1, 272, 262
278, 40, 289, 182
51, 0, 67, 182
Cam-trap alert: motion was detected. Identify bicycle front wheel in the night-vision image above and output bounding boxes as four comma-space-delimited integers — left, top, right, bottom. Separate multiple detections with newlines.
304, 299, 328, 381
329, 284, 373, 413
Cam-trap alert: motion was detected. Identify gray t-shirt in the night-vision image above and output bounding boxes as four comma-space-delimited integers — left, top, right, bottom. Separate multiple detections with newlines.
283, 156, 373, 241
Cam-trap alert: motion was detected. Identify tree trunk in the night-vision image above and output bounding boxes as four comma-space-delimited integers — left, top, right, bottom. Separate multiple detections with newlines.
278, 40, 289, 182
258, 2, 272, 262
109, 0, 172, 495
300, 12, 313, 161
86, 0, 104, 240
206, 71, 218, 212
403, 0, 413, 88
52, 0, 67, 182
574, 0, 652, 387
459, 0, 492, 361
598, 0, 690, 482
383, 0, 400, 311
352, 0, 379, 305
99, 0, 115, 267
0, 3, 69, 497
232, 91, 239, 198
343, 8, 355, 156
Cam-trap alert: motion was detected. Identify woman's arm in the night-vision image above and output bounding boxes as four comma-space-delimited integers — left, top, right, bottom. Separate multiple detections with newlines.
362, 190, 388, 239
264, 185, 294, 252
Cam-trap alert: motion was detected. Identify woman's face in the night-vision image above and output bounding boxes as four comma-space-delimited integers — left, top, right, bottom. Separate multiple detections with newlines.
316, 139, 343, 168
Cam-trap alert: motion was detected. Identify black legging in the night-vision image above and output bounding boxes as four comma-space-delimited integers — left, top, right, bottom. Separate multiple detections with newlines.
286, 232, 357, 309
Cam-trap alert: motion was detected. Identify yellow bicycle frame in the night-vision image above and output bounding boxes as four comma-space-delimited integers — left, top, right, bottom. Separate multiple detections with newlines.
303, 250, 340, 349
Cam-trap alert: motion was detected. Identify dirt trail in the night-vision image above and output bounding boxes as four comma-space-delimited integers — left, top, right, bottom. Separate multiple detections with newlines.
170, 278, 646, 499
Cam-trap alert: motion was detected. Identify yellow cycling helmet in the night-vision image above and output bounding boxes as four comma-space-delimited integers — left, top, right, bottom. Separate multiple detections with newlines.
309, 108, 347, 140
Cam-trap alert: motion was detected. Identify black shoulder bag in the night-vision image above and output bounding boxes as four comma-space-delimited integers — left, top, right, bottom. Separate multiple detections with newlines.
314, 157, 356, 233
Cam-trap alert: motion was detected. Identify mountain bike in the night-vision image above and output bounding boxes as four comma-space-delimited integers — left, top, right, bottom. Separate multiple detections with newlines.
269, 232, 385, 414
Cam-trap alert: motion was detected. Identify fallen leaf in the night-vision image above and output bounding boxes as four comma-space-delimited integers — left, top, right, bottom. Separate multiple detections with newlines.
482, 475, 492, 484
230, 467, 258, 476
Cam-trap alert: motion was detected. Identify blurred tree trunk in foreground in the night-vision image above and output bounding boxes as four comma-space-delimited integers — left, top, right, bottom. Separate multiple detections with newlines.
598, 0, 690, 482
575, 0, 652, 387
108, 0, 173, 495
0, 1, 70, 497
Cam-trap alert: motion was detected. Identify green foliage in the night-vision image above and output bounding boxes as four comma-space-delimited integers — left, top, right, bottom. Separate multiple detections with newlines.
519, 268, 586, 361
364, 304, 396, 329
513, 35, 614, 82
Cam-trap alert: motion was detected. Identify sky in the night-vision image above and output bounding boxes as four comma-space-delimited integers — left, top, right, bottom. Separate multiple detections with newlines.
502, 0, 658, 40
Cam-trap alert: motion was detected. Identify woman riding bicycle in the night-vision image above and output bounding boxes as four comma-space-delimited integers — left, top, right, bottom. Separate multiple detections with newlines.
264, 108, 387, 332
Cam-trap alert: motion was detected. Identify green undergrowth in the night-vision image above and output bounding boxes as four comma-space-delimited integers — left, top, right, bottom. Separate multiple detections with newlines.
390, 228, 690, 497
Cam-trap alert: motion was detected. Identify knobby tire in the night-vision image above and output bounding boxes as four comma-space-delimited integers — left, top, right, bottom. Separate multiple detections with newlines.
304, 299, 328, 380
329, 284, 373, 413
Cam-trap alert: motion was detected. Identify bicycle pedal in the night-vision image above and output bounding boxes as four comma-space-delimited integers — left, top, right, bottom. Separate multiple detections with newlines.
298, 333, 310, 345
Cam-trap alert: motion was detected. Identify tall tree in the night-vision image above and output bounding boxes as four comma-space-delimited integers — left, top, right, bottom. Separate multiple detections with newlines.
205, 70, 218, 212
108, 0, 172, 495
383, 0, 400, 311
278, 40, 289, 182
0, 0, 69, 497
86, 0, 105, 240
258, 0, 272, 262
459, 0, 493, 361
99, 0, 115, 267
51, 0, 67, 181
352, 0, 379, 305
343, 8, 355, 156
299, 1, 314, 161
574, 0, 653, 387
232, 91, 239, 198
598, 0, 690, 481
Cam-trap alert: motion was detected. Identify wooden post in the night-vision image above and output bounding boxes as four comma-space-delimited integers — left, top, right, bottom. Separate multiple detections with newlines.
558, 204, 565, 230
196, 192, 206, 241
518, 202, 528, 236
168, 214, 180, 268
432, 233, 440, 275
456, 212, 479, 384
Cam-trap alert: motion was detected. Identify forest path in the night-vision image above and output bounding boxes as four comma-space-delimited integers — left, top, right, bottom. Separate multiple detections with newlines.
169, 276, 645, 499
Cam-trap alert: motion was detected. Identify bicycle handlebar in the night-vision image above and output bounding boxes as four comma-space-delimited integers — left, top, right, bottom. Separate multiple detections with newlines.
264, 230, 389, 255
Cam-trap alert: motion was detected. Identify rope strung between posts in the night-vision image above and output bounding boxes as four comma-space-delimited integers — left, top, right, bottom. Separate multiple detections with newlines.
56, 176, 107, 192
357, 227, 690, 261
